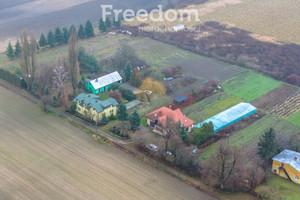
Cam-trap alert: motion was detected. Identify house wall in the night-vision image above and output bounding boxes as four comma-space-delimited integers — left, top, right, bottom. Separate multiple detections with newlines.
76, 102, 117, 123
272, 160, 300, 184
86, 82, 99, 94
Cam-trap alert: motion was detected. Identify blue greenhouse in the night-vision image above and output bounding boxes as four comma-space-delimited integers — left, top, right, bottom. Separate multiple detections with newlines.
194, 102, 257, 133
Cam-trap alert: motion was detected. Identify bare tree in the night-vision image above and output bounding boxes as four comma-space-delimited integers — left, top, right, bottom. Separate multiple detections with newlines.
19, 29, 37, 91
53, 65, 69, 108
68, 28, 79, 96
204, 141, 241, 190
162, 117, 180, 152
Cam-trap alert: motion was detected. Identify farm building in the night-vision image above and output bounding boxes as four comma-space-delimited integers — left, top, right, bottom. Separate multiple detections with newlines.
86, 71, 122, 94
272, 150, 300, 184
194, 102, 257, 132
145, 106, 194, 134
173, 24, 185, 32
73, 93, 118, 124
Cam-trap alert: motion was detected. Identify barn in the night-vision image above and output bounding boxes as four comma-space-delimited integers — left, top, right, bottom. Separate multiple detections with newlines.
194, 102, 257, 133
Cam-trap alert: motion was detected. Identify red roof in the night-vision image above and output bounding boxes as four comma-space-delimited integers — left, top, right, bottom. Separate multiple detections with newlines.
145, 107, 194, 128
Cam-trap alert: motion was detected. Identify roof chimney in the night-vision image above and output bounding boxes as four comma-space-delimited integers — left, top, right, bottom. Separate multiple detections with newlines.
158, 111, 163, 117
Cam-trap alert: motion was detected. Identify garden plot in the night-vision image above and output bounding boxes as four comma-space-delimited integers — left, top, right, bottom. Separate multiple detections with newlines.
251, 84, 299, 111
269, 90, 300, 119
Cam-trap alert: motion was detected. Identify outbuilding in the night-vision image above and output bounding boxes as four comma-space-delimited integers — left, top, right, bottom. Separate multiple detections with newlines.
86, 71, 122, 94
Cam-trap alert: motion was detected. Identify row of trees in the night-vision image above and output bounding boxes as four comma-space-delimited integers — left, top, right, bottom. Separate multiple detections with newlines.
6, 41, 21, 60
99, 17, 120, 32
39, 20, 95, 50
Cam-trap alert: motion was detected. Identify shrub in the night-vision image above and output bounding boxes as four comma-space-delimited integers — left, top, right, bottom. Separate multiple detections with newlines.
122, 89, 136, 101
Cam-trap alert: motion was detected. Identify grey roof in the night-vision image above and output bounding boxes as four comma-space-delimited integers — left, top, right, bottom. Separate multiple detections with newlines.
272, 150, 300, 173
173, 95, 188, 103
73, 93, 118, 113
90, 71, 122, 90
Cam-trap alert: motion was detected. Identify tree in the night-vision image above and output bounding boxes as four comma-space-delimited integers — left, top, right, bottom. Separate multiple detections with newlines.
117, 103, 128, 121
19, 30, 37, 91
55, 27, 63, 45
78, 24, 86, 39
39, 33, 47, 49
140, 77, 166, 95
47, 30, 55, 47
162, 118, 181, 152
99, 18, 107, 32
68, 28, 80, 96
43, 86, 49, 95
257, 128, 278, 164
109, 90, 122, 103
70, 102, 77, 114
113, 16, 121, 27
105, 17, 112, 29
6, 42, 14, 60
205, 141, 241, 190
122, 89, 136, 101
14, 40, 21, 57
52, 65, 69, 108
192, 122, 214, 145
287, 74, 300, 85
78, 47, 101, 73
129, 111, 141, 131
85, 20, 94, 38
124, 61, 132, 82
101, 114, 108, 125
62, 27, 70, 44
180, 127, 187, 140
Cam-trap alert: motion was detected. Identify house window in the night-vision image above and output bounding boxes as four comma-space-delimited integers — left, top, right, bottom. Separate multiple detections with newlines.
77, 107, 81, 111
273, 169, 277, 173
110, 110, 114, 114
295, 175, 299, 181
185, 127, 188, 131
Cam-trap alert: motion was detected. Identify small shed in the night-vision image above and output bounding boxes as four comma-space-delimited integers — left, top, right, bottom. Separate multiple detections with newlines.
173, 95, 188, 104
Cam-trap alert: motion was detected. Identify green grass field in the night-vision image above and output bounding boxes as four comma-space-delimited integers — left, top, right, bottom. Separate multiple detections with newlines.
255, 175, 300, 200
287, 110, 300, 127
222, 71, 281, 102
199, 114, 299, 161
184, 95, 243, 123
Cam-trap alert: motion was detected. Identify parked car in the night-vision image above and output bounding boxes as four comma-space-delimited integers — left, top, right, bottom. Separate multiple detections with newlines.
146, 144, 159, 152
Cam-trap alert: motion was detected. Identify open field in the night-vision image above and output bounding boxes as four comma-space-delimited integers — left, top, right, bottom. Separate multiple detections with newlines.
0, 34, 243, 87
128, 0, 300, 45
195, 0, 300, 45
255, 175, 300, 200
199, 114, 300, 161
0, 86, 214, 200
183, 94, 243, 123
222, 71, 281, 102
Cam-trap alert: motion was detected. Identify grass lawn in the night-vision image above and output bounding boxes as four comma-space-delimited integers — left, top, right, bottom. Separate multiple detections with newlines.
286, 110, 300, 127
255, 175, 300, 200
199, 114, 299, 161
222, 71, 281, 102
184, 94, 243, 123
99, 93, 110, 101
